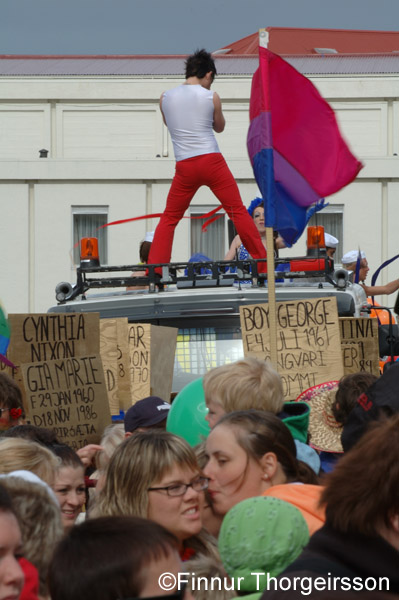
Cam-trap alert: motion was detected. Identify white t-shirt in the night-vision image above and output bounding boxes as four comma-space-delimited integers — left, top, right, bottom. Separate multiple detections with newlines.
162, 84, 220, 162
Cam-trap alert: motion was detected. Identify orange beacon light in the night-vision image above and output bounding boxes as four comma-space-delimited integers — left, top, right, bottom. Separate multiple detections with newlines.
80, 237, 100, 268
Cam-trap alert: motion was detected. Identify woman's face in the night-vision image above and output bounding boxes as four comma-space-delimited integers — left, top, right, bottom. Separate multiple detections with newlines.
0, 511, 24, 600
203, 424, 268, 515
54, 465, 86, 531
252, 205, 265, 235
147, 465, 204, 543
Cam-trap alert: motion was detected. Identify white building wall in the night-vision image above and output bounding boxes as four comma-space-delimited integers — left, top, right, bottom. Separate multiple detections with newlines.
0, 74, 399, 312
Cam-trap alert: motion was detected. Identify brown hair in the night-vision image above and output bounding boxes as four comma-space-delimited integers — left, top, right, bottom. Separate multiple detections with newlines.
50, 443, 84, 470
49, 516, 178, 600
0, 372, 23, 411
332, 372, 378, 425
216, 410, 318, 485
139, 240, 152, 264
321, 415, 399, 536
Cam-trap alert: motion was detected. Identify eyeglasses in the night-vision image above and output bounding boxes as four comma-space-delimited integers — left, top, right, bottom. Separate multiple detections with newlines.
148, 476, 209, 497
120, 581, 187, 600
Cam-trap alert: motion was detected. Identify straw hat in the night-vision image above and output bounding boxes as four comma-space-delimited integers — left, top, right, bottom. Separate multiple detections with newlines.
296, 381, 343, 454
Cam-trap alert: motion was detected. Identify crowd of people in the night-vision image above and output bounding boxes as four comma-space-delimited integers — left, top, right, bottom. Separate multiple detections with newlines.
0, 353, 399, 599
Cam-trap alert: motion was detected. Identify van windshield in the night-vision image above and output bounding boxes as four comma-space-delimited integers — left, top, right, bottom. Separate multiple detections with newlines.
173, 325, 244, 392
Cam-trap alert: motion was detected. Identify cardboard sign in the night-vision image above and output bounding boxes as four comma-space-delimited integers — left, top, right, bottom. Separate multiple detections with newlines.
21, 354, 111, 450
339, 317, 380, 376
0, 360, 22, 385
127, 323, 177, 404
116, 318, 133, 412
7, 313, 101, 416
8, 313, 100, 364
240, 298, 344, 401
99, 319, 120, 416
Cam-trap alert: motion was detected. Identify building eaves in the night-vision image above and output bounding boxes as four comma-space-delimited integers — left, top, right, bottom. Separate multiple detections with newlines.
0, 55, 187, 77
0, 54, 399, 77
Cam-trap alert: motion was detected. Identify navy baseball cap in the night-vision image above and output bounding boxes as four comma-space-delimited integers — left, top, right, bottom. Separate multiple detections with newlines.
124, 396, 170, 433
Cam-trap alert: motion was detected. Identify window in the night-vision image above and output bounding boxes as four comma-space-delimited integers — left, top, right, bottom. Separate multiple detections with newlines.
173, 325, 243, 392
308, 204, 343, 263
190, 206, 225, 260
72, 206, 108, 265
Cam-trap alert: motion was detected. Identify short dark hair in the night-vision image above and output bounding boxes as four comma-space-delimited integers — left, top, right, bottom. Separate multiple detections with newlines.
139, 240, 152, 264
1, 424, 59, 446
49, 443, 84, 469
185, 49, 216, 80
332, 372, 378, 425
321, 415, 399, 536
0, 372, 23, 411
49, 516, 178, 600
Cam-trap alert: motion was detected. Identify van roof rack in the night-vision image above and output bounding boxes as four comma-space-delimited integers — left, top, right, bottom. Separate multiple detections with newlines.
55, 256, 334, 303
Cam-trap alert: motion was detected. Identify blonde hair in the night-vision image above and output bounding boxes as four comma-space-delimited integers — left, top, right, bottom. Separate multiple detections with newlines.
0, 438, 60, 486
89, 423, 125, 499
184, 556, 237, 600
92, 430, 199, 519
96, 423, 125, 472
203, 357, 284, 414
1, 476, 63, 596
91, 430, 219, 561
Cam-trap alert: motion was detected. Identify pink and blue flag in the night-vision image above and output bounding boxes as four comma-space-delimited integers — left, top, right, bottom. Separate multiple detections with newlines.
247, 47, 363, 246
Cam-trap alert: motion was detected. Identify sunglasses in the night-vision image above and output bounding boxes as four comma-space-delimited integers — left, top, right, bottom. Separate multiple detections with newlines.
120, 582, 187, 600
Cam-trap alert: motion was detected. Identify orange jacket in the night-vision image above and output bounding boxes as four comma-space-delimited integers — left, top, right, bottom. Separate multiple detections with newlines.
262, 483, 325, 535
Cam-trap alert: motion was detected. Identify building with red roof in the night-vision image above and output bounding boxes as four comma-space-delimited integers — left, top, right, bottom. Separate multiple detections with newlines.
215, 27, 399, 56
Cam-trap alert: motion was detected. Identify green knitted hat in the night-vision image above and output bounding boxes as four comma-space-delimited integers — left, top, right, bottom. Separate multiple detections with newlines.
218, 496, 309, 594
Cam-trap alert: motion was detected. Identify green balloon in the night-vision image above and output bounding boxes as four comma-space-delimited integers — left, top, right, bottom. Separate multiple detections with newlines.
166, 377, 210, 447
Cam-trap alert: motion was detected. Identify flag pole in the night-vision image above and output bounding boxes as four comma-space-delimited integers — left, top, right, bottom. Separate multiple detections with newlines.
259, 29, 278, 370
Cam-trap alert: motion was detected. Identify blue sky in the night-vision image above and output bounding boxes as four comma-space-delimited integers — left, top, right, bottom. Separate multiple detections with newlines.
1, 0, 399, 55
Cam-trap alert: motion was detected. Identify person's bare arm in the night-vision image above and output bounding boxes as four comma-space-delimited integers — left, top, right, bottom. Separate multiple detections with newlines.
159, 93, 167, 126
224, 235, 242, 260
213, 92, 225, 133
275, 236, 286, 249
363, 278, 399, 297
126, 269, 148, 291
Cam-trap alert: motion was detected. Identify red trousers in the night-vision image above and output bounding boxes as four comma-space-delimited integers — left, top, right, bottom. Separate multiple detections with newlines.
148, 153, 267, 272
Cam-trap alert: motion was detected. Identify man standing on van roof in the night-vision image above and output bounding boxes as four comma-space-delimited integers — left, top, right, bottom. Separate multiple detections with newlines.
147, 49, 267, 273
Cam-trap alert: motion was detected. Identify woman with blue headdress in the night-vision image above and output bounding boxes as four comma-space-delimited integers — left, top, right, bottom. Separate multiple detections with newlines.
224, 197, 285, 261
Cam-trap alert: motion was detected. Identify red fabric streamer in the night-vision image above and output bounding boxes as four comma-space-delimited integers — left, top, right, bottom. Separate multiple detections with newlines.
97, 205, 225, 231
